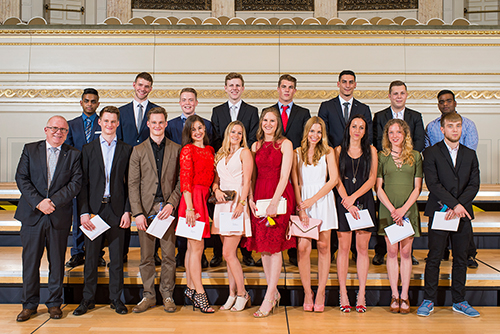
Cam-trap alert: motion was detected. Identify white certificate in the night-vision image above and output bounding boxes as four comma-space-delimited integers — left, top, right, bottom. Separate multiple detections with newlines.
345, 209, 375, 231
80, 214, 110, 241
431, 211, 460, 231
219, 212, 244, 233
384, 218, 415, 245
146, 215, 175, 239
175, 217, 206, 241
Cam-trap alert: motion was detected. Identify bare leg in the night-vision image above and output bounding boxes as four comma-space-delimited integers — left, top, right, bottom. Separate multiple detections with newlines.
297, 237, 313, 305
385, 236, 400, 309
316, 230, 331, 306
355, 231, 371, 306
258, 252, 282, 314
188, 239, 205, 293
222, 235, 246, 296
337, 231, 352, 306
185, 240, 193, 289
399, 237, 414, 301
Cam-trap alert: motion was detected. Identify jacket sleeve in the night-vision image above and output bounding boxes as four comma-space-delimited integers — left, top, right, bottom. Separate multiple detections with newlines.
15, 144, 45, 210
423, 148, 460, 209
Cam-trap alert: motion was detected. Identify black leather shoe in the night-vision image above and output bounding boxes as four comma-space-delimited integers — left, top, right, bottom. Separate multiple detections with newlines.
210, 255, 222, 267
372, 253, 384, 266
242, 254, 256, 266
65, 254, 85, 268
154, 253, 162, 266
110, 299, 128, 314
467, 256, 479, 269
201, 254, 209, 269
73, 299, 95, 316
412, 255, 420, 265
98, 257, 106, 267
176, 253, 185, 268
289, 256, 298, 266
255, 258, 263, 267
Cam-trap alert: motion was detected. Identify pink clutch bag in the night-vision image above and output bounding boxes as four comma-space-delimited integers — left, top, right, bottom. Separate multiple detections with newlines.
287, 215, 323, 240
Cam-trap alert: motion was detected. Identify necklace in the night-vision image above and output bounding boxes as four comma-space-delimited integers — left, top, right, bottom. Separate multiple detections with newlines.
351, 156, 361, 184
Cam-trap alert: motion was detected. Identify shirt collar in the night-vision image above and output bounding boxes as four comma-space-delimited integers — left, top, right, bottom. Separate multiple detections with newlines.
228, 100, 242, 110
444, 140, 459, 153
390, 107, 406, 118
150, 136, 166, 148
133, 99, 148, 109
100, 135, 117, 146
82, 113, 97, 122
338, 95, 353, 106
46, 141, 62, 151
278, 101, 294, 109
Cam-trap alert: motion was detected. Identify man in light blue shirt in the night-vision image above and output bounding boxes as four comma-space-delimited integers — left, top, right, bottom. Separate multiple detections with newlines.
425, 90, 478, 150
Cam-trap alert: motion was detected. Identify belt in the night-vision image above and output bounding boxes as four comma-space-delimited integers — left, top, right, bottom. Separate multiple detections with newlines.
102, 197, 111, 204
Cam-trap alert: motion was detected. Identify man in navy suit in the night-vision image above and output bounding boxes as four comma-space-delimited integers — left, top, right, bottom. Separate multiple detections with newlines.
65, 88, 103, 268
15, 116, 82, 322
268, 74, 311, 266
165, 87, 212, 269
117, 72, 160, 262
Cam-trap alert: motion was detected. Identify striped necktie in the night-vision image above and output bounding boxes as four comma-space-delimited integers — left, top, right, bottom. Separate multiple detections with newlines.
84, 118, 92, 143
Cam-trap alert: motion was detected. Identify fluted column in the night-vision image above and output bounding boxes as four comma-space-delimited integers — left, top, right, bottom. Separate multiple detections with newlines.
1, 0, 21, 22
212, 0, 235, 17
315, 0, 337, 18
107, 0, 131, 23
418, 0, 442, 23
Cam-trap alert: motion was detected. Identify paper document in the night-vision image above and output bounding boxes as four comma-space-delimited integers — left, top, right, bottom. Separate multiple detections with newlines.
431, 211, 460, 231
384, 218, 415, 245
219, 212, 244, 233
175, 217, 206, 241
345, 209, 374, 231
146, 215, 175, 239
80, 215, 110, 241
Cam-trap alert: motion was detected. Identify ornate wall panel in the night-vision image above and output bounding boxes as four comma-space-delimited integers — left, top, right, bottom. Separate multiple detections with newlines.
338, 0, 418, 11
132, 0, 212, 10
235, 0, 314, 11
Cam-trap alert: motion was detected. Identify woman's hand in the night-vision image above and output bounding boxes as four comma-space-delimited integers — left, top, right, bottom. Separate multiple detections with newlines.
391, 208, 406, 226
298, 198, 314, 211
249, 199, 257, 217
348, 205, 360, 220
215, 188, 227, 203
232, 202, 244, 219
298, 210, 309, 227
186, 209, 196, 227
266, 203, 278, 218
341, 195, 356, 210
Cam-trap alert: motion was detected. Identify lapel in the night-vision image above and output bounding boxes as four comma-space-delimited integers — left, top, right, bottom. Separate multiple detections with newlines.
161, 140, 173, 183
109, 140, 123, 181
438, 141, 457, 174
144, 139, 157, 173
222, 102, 233, 126
286, 103, 299, 133
93, 139, 105, 177
333, 97, 346, 127
384, 108, 393, 123
91, 117, 101, 141
236, 101, 245, 122
38, 141, 48, 186
455, 144, 465, 172
403, 109, 411, 124
139, 101, 153, 134
50, 144, 69, 189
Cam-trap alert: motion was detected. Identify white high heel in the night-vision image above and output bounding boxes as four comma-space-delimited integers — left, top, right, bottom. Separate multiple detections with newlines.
231, 292, 251, 312
220, 295, 237, 310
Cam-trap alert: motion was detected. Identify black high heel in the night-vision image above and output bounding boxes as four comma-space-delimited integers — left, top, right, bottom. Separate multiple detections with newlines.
184, 287, 195, 308
192, 292, 215, 313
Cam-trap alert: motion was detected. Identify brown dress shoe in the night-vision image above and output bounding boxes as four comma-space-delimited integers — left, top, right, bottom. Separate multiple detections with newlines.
16, 308, 37, 322
48, 306, 63, 319
163, 297, 176, 313
132, 297, 156, 313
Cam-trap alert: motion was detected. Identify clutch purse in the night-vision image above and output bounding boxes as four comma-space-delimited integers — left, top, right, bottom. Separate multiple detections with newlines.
255, 197, 287, 217
208, 190, 236, 204
287, 215, 322, 240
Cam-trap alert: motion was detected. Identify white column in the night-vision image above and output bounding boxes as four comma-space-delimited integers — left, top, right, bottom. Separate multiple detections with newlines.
1, 0, 20, 22
418, 0, 443, 23
314, 0, 337, 18
212, 0, 234, 17
107, 0, 131, 22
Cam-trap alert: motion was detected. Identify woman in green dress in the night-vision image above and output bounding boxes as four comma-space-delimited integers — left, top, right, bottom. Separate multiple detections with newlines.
376, 119, 422, 314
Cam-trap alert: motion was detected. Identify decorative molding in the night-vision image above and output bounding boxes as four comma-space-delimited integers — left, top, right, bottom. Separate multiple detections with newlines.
1, 89, 499, 100
236, 0, 314, 11
132, 0, 211, 10
338, 0, 418, 11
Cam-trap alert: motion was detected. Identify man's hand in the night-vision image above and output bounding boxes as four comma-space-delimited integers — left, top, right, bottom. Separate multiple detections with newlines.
452, 204, 472, 220
135, 214, 148, 231
120, 212, 131, 229
80, 214, 95, 231
157, 204, 174, 220
37, 198, 55, 215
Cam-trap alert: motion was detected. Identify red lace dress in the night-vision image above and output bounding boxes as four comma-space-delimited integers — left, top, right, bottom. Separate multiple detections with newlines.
244, 141, 296, 253
178, 144, 215, 239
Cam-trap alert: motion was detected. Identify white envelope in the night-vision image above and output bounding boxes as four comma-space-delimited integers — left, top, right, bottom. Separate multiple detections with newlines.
431, 211, 460, 231
175, 217, 206, 241
255, 198, 287, 217
345, 209, 375, 231
384, 218, 415, 245
80, 214, 111, 241
219, 212, 244, 233
146, 215, 175, 239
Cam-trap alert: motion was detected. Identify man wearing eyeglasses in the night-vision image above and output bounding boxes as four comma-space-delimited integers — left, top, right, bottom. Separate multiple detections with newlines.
15, 116, 82, 322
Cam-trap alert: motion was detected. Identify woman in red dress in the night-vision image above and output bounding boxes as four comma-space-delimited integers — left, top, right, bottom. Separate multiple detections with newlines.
178, 115, 215, 313
245, 107, 296, 317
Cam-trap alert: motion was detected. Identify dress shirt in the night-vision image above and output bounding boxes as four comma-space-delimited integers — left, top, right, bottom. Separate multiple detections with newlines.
133, 100, 149, 129
278, 101, 293, 118
391, 107, 405, 120
338, 96, 353, 119
424, 114, 478, 151
45, 141, 61, 165
228, 100, 242, 122
82, 113, 98, 132
100, 135, 117, 198
150, 137, 166, 200
444, 140, 459, 167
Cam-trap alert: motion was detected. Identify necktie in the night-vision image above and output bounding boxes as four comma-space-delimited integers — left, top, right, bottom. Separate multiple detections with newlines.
343, 102, 350, 123
281, 105, 289, 131
48, 147, 59, 187
84, 118, 92, 143
230, 105, 238, 122
137, 104, 143, 132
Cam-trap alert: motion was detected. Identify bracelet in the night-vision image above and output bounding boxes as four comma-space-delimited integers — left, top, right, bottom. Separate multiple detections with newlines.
186, 208, 195, 212
239, 200, 246, 206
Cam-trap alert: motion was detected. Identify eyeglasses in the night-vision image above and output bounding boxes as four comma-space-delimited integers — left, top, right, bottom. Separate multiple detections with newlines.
46, 126, 68, 134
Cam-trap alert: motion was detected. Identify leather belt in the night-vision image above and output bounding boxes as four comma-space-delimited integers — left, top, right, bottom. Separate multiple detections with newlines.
102, 197, 111, 204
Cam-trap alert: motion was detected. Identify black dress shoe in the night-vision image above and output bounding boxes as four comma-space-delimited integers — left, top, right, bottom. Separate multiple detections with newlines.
289, 256, 298, 266
110, 299, 128, 314
73, 300, 95, 316
65, 254, 85, 268
176, 253, 185, 268
154, 253, 162, 266
201, 254, 209, 269
412, 255, 420, 265
255, 258, 263, 267
98, 257, 106, 267
467, 256, 479, 269
242, 254, 256, 266
210, 255, 222, 267
372, 253, 384, 266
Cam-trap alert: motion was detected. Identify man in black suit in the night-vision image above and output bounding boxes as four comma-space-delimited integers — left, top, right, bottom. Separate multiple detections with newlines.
15, 116, 82, 322
117, 72, 160, 263
210, 73, 259, 267
318, 70, 372, 262
417, 112, 480, 318
268, 74, 311, 266
318, 70, 373, 148
73, 106, 132, 316
65, 88, 105, 269
372, 80, 425, 266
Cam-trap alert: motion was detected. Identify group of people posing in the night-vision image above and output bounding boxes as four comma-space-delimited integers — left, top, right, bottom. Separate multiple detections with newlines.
15, 70, 480, 322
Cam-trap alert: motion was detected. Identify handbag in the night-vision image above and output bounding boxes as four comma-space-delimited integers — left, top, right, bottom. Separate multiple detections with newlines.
208, 190, 236, 204
287, 215, 322, 240
255, 197, 287, 217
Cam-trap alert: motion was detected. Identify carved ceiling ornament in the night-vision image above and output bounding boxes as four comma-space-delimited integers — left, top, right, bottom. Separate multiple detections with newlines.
132, 0, 211, 10
236, 0, 314, 11
338, 0, 418, 11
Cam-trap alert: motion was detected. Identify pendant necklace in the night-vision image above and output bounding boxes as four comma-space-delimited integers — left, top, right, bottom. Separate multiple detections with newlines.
351, 156, 361, 184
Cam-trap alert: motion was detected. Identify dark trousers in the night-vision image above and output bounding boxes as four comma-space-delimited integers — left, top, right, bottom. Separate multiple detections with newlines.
71, 197, 85, 256
82, 203, 124, 301
424, 216, 472, 304
20, 215, 70, 309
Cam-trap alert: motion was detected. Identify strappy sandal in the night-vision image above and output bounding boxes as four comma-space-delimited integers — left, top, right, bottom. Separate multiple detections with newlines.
192, 292, 215, 313
184, 287, 195, 308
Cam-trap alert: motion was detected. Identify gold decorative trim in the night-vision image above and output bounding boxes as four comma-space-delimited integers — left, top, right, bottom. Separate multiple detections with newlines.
1, 89, 499, 100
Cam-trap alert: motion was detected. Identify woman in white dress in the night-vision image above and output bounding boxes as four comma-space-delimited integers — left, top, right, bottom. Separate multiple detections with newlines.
211, 121, 253, 312
291, 117, 339, 312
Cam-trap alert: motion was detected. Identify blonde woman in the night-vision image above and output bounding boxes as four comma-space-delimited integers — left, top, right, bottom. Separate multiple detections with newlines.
376, 119, 422, 314
291, 117, 338, 312
212, 121, 253, 312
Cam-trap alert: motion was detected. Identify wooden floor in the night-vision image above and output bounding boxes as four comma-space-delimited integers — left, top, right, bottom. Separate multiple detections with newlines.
3, 303, 500, 334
